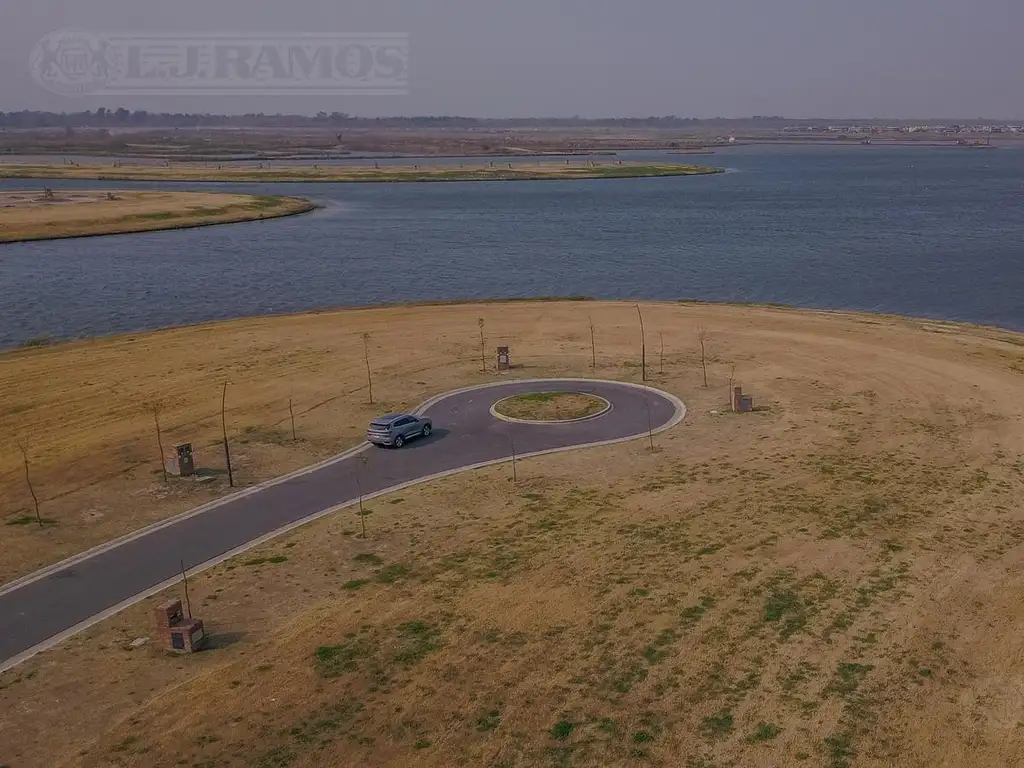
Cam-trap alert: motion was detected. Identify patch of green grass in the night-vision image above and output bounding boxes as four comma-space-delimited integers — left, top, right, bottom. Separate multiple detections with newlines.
632, 731, 654, 744
6, 515, 37, 526
823, 612, 854, 640
696, 543, 723, 556
110, 735, 138, 753
393, 621, 441, 665
354, 553, 382, 565
517, 392, 558, 403
244, 555, 287, 566
413, 739, 431, 749
763, 589, 807, 638
550, 720, 576, 741
701, 709, 734, 738
313, 640, 369, 678
825, 662, 873, 698
681, 596, 715, 627
476, 710, 501, 731
748, 722, 781, 742
256, 746, 295, 768
642, 646, 666, 664
376, 563, 410, 583
824, 730, 856, 768
609, 660, 649, 693
284, 701, 362, 746
342, 579, 370, 590
20, 335, 53, 348
130, 211, 177, 221
780, 661, 820, 693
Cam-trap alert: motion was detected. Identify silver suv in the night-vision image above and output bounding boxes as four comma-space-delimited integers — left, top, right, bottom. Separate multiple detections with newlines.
366, 413, 433, 448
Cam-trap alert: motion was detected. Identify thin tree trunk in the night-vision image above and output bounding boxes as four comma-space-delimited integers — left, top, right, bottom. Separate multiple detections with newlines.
18, 442, 42, 528
589, 316, 596, 368
180, 559, 192, 618
635, 304, 646, 381
221, 381, 234, 487
478, 318, 486, 373
289, 397, 297, 440
362, 334, 374, 405
153, 407, 168, 483
356, 457, 367, 538
508, 422, 517, 483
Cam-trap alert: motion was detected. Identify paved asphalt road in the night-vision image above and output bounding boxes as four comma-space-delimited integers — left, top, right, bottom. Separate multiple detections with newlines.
0, 379, 683, 670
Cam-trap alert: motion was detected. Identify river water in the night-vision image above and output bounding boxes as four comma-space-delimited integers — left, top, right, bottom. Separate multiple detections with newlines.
2, 145, 1023, 348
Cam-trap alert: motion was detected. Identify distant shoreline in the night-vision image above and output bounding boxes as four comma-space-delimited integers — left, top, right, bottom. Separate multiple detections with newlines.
0, 161, 724, 184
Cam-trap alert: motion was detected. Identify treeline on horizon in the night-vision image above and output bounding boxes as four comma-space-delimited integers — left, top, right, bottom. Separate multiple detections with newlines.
0, 110, 937, 130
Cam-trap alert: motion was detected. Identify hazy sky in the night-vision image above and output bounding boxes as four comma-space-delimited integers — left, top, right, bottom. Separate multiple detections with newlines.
4, 0, 1024, 118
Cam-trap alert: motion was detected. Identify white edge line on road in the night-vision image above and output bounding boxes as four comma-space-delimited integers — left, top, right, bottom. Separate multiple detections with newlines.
0, 378, 684, 673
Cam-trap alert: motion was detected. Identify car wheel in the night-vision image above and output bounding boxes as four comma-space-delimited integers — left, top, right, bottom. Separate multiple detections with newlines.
421, 423, 432, 437
393, 434, 405, 448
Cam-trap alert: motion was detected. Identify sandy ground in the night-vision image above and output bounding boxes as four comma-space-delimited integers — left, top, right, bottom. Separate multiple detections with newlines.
0, 190, 313, 242
0, 161, 720, 184
2, 301, 1024, 767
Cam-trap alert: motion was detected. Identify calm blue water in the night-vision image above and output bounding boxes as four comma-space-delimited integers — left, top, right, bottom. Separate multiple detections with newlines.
2, 145, 1023, 348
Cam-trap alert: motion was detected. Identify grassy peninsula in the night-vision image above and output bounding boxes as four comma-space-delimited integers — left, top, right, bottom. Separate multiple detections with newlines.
0, 190, 314, 243
0, 161, 723, 184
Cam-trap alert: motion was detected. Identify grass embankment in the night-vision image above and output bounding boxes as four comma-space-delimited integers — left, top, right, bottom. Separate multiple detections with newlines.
494, 391, 608, 421
0, 190, 313, 242
0, 161, 723, 183
2, 301, 1024, 766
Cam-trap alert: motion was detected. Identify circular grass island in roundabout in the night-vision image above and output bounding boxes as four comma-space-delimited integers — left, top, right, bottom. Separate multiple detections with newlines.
490, 390, 611, 424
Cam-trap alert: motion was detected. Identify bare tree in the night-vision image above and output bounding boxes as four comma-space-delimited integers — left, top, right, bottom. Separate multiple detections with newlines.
659, 332, 665, 375
180, 559, 193, 619
355, 454, 369, 538
288, 396, 297, 440
728, 364, 736, 412
588, 315, 596, 369
17, 440, 42, 527
151, 403, 168, 483
221, 381, 234, 487
478, 317, 487, 373
636, 304, 647, 382
696, 326, 708, 388
507, 421, 517, 483
644, 399, 655, 452
362, 332, 374, 404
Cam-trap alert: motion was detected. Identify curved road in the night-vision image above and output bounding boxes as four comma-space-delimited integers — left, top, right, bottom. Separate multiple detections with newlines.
0, 379, 685, 671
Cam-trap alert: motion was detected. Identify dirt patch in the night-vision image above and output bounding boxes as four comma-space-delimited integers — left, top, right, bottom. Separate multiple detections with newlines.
2, 301, 1024, 767
494, 391, 608, 421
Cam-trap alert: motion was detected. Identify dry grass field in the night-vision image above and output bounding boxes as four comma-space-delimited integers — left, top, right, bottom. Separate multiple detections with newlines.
2, 300, 1024, 767
0, 161, 721, 184
0, 190, 313, 242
